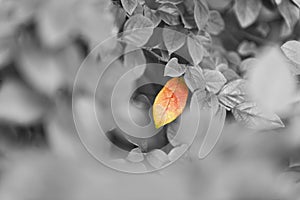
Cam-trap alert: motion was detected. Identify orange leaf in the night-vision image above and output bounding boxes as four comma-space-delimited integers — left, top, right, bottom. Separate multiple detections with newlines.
153, 77, 189, 128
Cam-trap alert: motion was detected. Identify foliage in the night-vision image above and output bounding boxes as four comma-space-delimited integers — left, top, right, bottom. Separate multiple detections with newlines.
0, 0, 300, 199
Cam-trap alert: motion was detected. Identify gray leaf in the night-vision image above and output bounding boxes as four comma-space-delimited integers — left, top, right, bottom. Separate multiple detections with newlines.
206, 10, 225, 35
123, 14, 154, 47
127, 148, 144, 163
124, 45, 146, 69
157, 3, 181, 25
144, 6, 161, 27
146, 149, 169, 169
164, 58, 186, 77
278, 0, 300, 31
184, 66, 206, 92
163, 27, 186, 53
187, 35, 204, 65
232, 102, 285, 130
0, 80, 46, 124
194, 0, 209, 30
218, 79, 247, 109
234, 0, 262, 28
203, 69, 227, 94
168, 144, 188, 161
198, 105, 226, 159
121, 0, 138, 15
193, 90, 219, 111
281, 40, 300, 65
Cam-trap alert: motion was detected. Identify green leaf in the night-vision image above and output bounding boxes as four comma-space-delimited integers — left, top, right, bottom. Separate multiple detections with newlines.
163, 27, 186, 53
123, 14, 154, 47
278, 0, 300, 31
127, 148, 144, 162
218, 79, 247, 109
203, 69, 227, 94
187, 35, 204, 65
234, 0, 262, 28
194, 0, 209, 31
184, 65, 206, 92
121, 0, 138, 15
281, 40, 300, 65
232, 102, 284, 130
206, 10, 225, 35
157, 3, 181, 25
164, 58, 186, 77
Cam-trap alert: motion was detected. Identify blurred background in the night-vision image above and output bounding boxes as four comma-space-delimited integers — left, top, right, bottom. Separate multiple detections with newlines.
0, 0, 300, 199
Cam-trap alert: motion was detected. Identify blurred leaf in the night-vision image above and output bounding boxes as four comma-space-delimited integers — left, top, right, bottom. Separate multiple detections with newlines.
278, 0, 299, 31
146, 149, 169, 168
121, 0, 138, 15
218, 79, 247, 109
248, 47, 296, 113
206, 10, 225, 35
164, 57, 186, 77
110, 3, 127, 29
157, 3, 181, 25
292, 0, 300, 7
232, 102, 284, 129
194, 0, 209, 31
37, 1, 75, 47
168, 144, 188, 161
166, 119, 181, 146
77, 1, 115, 48
239, 58, 258, 75
256, 22, 270, 37
203, 69, 227, 94
237, 40, 257, 56
163, 27, 186, 53
124, 45, 146, 69
18, 48, 65, 96
0, 37, 12, 68
0, 80, 46, 124
198, 105, 226, 159
234, 0, 262, 28
281, 40, 300, 65
153, 77, 188, 128
184, 65, 206, 92
127, 148, 144, 162
123, 14, 154, 47
226, 51, 241, 67
187, 35, 204, 65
